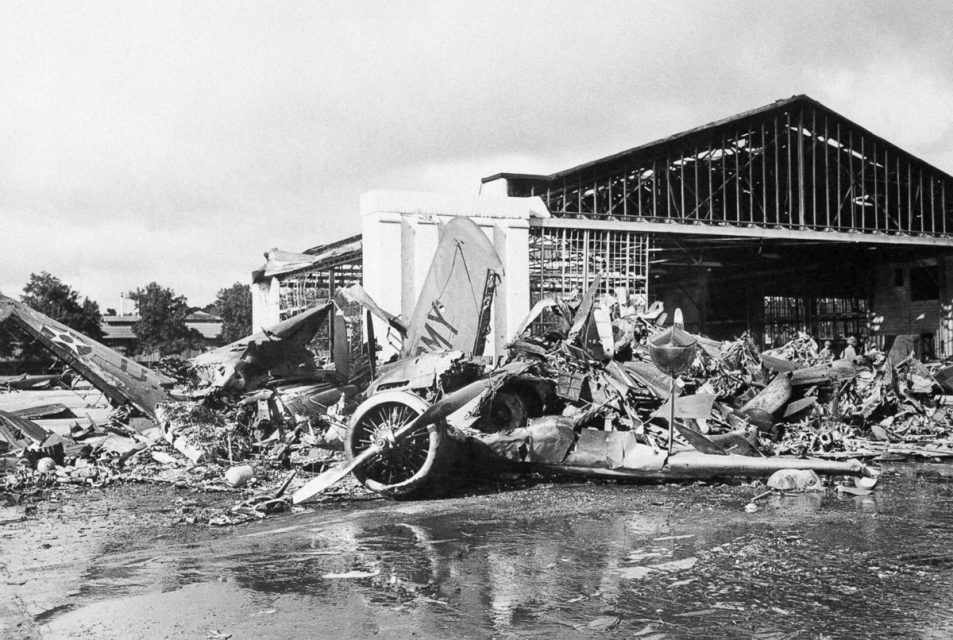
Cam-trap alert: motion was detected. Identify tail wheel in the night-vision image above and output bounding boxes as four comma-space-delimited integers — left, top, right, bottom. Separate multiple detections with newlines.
345, 391, 445, 499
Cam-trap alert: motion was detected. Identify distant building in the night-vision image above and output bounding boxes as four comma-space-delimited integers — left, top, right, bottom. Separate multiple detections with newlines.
100, 311, 224, 354
184, 310, 225, 343
99, 314, 137, 353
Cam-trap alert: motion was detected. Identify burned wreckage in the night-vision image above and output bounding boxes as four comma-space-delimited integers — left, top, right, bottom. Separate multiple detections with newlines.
293, 219, 874, 502
1, 217, 875, 506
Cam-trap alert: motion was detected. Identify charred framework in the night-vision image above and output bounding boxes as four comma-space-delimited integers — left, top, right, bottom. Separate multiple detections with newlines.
496, 94, 953, 237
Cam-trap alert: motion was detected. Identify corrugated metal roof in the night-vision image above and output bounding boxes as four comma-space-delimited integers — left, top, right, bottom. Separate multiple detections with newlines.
252, 234, 362, 283
304, 233, 362, 257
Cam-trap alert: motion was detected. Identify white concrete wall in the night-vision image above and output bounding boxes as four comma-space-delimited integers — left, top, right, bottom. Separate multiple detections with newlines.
251, 277, 281, 332
361, 190, 549, 360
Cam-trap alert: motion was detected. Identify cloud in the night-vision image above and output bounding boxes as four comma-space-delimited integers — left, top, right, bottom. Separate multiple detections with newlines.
1, 1, 951, 305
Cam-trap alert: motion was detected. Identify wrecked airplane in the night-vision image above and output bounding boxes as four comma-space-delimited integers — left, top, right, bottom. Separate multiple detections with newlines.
0, 294, 174, 420
0, 217, 880, 508
294, 219, 875, 503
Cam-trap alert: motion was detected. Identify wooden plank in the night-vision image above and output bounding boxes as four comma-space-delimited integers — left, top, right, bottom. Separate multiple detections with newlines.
860, 134, 866, 230
848, 129, 855, 228
637, 165, 643, 217
836, 122, 842, 227
694, 146, 700, 221
774, 117, 781, 226
908, 161, 913, 233
680, 150, 685, 220
652, 160, 657, 218
824, 116, 831, 227
709, 144, 714, 221
931, 172, 936, 234
722, 136, 728, 222
810, 109, 816, 226
761, 124, 768, 225
735, 132, 741, 222
873, 140, 879, 231
884, 146, 889, 230
749, 129, 754, 223
797, 109, 805, 227
786, 111, 793, 225
622, 173, 628, 216
666, 155, 672, 219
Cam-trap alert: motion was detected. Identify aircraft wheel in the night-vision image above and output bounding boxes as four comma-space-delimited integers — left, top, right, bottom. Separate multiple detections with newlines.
345, 391, 447, 499
474, 389, 528, 433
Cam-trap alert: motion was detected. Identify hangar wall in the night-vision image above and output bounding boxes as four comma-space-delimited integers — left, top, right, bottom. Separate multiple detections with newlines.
873, 257, 953, 358
359, 190, 549, 359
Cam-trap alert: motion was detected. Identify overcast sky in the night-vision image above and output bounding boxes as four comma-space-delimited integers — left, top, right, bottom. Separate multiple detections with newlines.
2, 1, 952, 309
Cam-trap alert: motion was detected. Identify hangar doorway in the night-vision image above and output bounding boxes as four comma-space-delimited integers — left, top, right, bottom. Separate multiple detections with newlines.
649, 234, 953, 356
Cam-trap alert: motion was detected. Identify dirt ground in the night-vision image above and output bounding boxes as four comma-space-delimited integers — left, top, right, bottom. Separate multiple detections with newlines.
5, 466, 953, 639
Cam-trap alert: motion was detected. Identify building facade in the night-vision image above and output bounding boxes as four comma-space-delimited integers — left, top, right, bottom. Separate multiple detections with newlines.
100, 310, 223, 355
253, 95, 953, 358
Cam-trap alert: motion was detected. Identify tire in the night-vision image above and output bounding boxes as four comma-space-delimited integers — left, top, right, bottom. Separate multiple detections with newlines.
475, 389, 528, 433
345, 390, 448, 499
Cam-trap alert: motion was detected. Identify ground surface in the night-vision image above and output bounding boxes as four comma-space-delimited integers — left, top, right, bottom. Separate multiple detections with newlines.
4, 465, 953, 639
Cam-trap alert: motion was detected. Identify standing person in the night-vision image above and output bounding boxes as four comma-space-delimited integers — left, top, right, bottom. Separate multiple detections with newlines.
818, 340, 833, 359
842, 335, 858, 360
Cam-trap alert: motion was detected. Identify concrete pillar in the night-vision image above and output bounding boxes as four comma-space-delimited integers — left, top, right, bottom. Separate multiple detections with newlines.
360, 190, 549, 360
250, 278, 281, 331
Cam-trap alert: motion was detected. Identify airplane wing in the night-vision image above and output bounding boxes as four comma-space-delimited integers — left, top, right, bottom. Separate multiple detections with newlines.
0, 295, 173, 419
191, 301, 334, 391
402, 217, 504, 357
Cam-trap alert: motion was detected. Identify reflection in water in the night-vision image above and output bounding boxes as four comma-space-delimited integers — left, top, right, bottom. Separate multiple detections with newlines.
47, 466, 953, 637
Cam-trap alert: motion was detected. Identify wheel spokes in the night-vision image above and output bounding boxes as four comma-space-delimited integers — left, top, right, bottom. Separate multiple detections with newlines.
354, 402, 429, 485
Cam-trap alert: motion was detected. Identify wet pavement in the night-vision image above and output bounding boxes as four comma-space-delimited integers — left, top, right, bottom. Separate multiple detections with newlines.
6, 464, 953, 639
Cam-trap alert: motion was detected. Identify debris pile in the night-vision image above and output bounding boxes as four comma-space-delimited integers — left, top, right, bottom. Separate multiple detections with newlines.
761, 345, 953, 462
0, 290, 369, 523
6, 217, 944, 521
0, 245, 887, 523
291, 279, 876, 504
0, 385, 367, 525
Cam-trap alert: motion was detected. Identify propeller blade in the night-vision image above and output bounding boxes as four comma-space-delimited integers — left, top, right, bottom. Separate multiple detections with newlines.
292, 444, 383, 504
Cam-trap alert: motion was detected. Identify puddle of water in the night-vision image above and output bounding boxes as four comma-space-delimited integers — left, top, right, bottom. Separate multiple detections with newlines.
617, 556, 698, 580
13, 463, 953, 639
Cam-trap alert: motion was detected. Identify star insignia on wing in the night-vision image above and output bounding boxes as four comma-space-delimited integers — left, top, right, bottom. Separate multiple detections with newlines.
41, 325, 93, 358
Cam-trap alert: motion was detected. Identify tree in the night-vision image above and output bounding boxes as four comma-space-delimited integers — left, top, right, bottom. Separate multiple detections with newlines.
21, 272, 104, 340
1, 273, 104, 362
130, 282, 203, 355
0, 289, 14, 358
213, 283, 253, 343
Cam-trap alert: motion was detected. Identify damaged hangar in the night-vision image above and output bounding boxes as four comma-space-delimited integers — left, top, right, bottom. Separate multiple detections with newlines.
253, 94, 953, 359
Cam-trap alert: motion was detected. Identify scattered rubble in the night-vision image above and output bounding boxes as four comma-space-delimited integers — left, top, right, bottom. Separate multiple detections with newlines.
0, 298, 928, 527
7, 219, 953, 527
